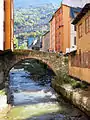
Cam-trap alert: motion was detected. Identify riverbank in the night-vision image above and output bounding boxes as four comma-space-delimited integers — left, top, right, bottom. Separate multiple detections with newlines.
52, 80, 90, 117
0, 89, 8, 119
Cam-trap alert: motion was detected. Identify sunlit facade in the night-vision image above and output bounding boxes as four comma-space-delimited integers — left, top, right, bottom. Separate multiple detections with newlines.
69, 3, 90, 83
0, 0, 14, 51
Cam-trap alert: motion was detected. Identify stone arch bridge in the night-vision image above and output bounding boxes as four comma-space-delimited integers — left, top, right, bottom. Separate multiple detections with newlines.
0, 50, 65, 88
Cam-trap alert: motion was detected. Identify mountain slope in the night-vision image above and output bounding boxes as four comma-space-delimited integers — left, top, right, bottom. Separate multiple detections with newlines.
14, 3, 58, 35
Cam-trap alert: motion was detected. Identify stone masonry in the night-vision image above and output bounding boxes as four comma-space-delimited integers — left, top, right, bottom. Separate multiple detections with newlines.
0, 49, 63, 88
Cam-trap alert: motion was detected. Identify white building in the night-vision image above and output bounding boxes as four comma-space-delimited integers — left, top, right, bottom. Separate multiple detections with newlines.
66, 7, 81, 53
0, 0, 4, 50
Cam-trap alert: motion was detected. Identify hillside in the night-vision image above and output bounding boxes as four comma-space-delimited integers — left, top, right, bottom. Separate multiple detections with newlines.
14, 3, 59, 36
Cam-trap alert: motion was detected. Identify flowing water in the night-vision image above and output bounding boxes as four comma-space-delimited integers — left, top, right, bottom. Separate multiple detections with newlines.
2, 65, 89, 120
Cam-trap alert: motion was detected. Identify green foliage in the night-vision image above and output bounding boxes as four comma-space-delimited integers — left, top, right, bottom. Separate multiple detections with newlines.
0, 89, 5, 95
14, 4, 57, 37
14, 5, 58, 47
71, 79, 88, 89
54, 70, 88, 89
18, 43, 27, 49
24, 60, 47, 77
64, 57, 68, 64
14, 37, 27, 49
54, 70, 70, 85
14, 37, 19, 49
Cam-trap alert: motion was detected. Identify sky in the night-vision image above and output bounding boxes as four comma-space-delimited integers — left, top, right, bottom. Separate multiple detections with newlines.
14, 0, 62, 7
14, 0, 90, 8
14, 0, 62, 4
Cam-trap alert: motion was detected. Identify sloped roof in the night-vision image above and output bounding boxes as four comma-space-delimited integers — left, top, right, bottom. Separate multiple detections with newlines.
49, 3, 81, 22
43, 31, 50, 36
72, 3, 90, 25
70, 7, 81, 19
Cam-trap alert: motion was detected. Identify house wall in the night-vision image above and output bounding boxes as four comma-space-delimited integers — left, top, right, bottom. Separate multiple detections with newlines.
50, 4, 80, 54
76, 11, 90, 52
66, 10, 80, 53
4, 0, 14, 51
55, 8, 61, 52
0, 0, 4, 50
52, 5, 64, 53
42, 32, 50, 52
50, 17, 55, 52
11, 0, 14, 51
69, 11, 90, 83
50, 4, 71, 53
70, 20, 76, 48
62, 4, 70, 53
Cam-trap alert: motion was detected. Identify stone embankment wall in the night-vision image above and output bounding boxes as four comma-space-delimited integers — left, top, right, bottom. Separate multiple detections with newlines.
52, 57, 90, 116
52, 82, 90, 116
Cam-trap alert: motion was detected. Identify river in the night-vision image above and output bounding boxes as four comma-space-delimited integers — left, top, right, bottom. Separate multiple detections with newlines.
2, 60, 89, 120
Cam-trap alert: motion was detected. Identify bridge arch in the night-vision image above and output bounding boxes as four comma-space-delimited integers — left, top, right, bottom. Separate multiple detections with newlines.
2, 50, 64, 88
8, 57, 56, 76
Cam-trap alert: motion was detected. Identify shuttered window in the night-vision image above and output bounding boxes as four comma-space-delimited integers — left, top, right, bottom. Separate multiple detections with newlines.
78, 23, 82, 38
85, 16, 90, 33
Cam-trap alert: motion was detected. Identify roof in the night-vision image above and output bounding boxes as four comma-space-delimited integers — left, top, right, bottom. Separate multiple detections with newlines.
49, 3, 81, 22
70, 7, 81, 19
49, 14, 55, 22
72, 3, 90, 25
43, 31, 50, 36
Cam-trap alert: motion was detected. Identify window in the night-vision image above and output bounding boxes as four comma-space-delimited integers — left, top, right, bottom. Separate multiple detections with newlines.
85, 16, 90, 33
78, 23, 82, 38
74, 25, 76, 31
74, 37, 76, 45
